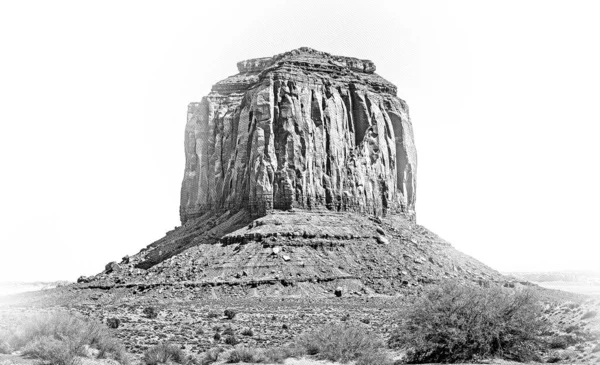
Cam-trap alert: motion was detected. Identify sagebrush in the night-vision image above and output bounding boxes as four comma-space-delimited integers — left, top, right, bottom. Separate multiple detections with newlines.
389, 281, 547, 363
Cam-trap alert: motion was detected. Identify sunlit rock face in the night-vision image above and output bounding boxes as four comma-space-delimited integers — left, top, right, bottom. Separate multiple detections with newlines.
180, 48, 417, 223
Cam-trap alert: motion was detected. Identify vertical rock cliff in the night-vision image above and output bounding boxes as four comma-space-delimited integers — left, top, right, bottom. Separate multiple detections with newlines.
180, 48, 417, 223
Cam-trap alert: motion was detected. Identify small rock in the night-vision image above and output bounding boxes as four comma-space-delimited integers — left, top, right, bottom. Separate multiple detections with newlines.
272, 247, 280, 254
334, 287, 343, 297
282, 255, 291, 261
376, 227, 385, 235
376, 235, 389, 245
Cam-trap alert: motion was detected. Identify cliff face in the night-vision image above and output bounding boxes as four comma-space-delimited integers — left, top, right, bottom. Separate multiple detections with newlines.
180, 48, 417, 223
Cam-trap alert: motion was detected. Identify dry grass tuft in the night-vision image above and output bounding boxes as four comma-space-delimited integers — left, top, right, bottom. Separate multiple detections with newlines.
142, 342, 187, 365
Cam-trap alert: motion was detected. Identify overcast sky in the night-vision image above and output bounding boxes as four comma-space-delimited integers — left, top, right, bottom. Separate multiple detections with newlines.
0, 0, 598, 282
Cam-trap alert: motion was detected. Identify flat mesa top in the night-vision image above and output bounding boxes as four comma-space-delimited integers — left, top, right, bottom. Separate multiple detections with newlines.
236, 47, 376, 74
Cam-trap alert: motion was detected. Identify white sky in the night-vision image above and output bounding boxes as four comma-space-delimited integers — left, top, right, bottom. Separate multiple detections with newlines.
0, 0, 598, 282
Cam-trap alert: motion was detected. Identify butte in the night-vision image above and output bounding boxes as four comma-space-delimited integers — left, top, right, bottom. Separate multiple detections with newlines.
78, 48, 507, 297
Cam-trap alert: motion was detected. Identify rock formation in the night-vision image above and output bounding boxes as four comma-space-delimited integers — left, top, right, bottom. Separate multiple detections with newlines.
76, 48, 506, 297
180, 48, 417, 223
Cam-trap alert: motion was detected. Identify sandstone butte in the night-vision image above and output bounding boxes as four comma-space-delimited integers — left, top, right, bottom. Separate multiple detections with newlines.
77, 48, 509, 296
180, 47, 417, 223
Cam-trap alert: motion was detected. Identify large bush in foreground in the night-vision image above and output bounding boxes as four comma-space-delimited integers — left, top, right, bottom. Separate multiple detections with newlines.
389, 282, 547, 363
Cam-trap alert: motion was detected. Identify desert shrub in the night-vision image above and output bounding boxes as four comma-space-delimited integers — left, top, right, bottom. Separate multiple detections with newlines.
388, 281, 547, 363
548, 335, 575, 349
143, 342, 186, 365
296, 322, 386, 362
225, 345, 302, 363
224, 335, 239, 346
582, 310, 598, 320
213, 333, 221, 341
226, 346, 263, 364
95, 335, 129, 364
22, 336, 78, 365
199, 347, 223, 365
241, 328, 254, 337
224, 309, 237, 320
143, 306, 159, 319
5, 311, 128, 365
107, 318, 120, 329
225, 346, 264, 363
260, 346, 302, 363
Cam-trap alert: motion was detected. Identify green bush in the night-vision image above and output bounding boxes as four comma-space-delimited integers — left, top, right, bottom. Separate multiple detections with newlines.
296, 322, 388, 363
143, 342, 186, 365
389, 282, 547, 363
2, 311, 128, 365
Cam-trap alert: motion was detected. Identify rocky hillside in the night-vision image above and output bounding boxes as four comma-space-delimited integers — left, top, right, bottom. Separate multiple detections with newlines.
77, 209, 509, 296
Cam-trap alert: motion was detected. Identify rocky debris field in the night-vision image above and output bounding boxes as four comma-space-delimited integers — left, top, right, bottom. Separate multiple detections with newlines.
75, 211, 510, 298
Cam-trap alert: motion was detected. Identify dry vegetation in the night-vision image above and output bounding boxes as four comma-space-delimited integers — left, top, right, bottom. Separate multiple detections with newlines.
0, 311, 129, 365
389, 282, 548, 363
1, 281, 598, 364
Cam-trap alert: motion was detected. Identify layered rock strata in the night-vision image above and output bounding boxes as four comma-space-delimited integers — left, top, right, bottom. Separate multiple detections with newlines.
180, 48, 417, 223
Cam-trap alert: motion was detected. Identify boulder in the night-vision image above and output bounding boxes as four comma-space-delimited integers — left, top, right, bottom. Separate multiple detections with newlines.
376, 235, 389, 245
105, 261, 120, 273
